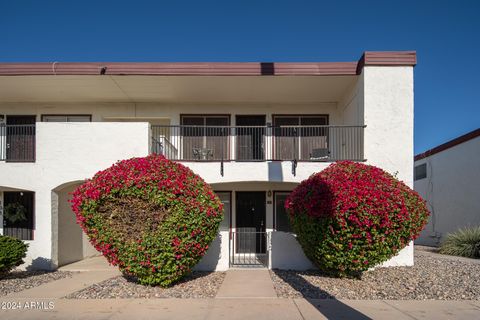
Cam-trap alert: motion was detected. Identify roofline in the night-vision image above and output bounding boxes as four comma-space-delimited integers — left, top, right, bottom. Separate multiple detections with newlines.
415, 128, 480, 161
0, 51, 416, 76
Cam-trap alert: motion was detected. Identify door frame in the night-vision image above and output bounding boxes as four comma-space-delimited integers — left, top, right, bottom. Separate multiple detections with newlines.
235, 115, 266, 161
235, 191, 266, 254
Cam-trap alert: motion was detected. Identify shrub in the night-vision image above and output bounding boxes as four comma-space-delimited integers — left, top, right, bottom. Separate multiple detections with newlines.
439, 226, 480, 259
71, 154, 223, 287
285, 161, 429, 277
0, 235, 28, 277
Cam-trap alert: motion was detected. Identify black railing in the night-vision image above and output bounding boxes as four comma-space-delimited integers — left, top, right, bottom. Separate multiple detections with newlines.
229, 230, 268, 267
0, 124, 36, 162
3, 227, 34, 241
151, 125, 365, 161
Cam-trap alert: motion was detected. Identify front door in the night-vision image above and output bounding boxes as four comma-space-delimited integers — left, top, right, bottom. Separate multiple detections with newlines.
235, 191, 266, 254
236, 115, 266, 160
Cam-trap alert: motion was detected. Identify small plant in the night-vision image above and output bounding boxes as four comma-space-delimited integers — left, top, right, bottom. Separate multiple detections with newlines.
0, 235, 28, 277
439, 226, 480, 259
3, 202, 27, 224
286, 161, 429, 277
71, 154, 223, 287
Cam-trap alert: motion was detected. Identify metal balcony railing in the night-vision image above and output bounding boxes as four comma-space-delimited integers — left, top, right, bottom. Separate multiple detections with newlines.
0, 124, 36, 162
151, 125, 365, 162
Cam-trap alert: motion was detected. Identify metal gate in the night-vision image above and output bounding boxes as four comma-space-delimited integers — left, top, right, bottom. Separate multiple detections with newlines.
229, 230, 269, 267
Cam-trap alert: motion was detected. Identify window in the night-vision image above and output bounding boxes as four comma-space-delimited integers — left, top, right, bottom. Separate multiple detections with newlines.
180, 115, 230, 160
2, 191, 35, 240
42, 115, 91, 122
215, 192, 231, 232
275, 192, 292, 232
272, 115, 329, 160
415, 163, 427, 180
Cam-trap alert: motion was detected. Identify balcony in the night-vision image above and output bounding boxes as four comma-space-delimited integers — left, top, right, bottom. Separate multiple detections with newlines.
151, 125, 365, 162
0, 123, 365, 164
0, 124, 36, 162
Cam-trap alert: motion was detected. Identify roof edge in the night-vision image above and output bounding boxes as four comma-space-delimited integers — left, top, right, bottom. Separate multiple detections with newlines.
0, 51, 417, 76
415, 128, 480, 161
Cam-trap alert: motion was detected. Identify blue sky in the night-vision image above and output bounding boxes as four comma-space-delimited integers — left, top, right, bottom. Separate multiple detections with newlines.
1, 0, 479, 154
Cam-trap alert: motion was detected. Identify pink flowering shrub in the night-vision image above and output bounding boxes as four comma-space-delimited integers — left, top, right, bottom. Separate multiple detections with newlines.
71, 154, 223, 287
285, 161, 429, 276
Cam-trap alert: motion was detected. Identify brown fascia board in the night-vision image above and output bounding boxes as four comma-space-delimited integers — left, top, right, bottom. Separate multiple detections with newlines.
0, 51, 416, 76
414, 128, 480, 161
356, 51, 417, 74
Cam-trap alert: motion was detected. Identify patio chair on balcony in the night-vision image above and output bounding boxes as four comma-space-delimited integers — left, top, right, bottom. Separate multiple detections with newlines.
309, 148, 329, 161
192, 147, 213, 160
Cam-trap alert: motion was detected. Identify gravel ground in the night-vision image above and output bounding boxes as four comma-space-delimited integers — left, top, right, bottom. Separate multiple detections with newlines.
0, 270, 73, 296
270, 251, 480, 300
67, 271, 226, 299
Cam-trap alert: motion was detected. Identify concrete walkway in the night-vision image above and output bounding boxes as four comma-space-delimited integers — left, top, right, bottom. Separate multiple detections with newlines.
216, 269, 277, 298
6, 256, 120, 299
2, 259, 479, 319
1, 298, 479, 319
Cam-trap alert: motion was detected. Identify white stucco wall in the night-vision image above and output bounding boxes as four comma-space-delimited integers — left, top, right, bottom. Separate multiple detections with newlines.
339, 79, 362, 126
0, 122, 150, 269
360, 66, 415, 266
415, 136, 480, 246
362, 66, 414, 186
270, 232, 315, 270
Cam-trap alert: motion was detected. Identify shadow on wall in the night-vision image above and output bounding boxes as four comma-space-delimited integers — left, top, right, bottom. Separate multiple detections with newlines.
268, 161, 283, 181
194, 233, 222, 271
272, 270, 372, 320
26, 257, 53, 271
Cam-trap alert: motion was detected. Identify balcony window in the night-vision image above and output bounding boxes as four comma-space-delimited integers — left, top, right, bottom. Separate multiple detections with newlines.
41, 115, 91, 122
273, 115, 328, 160
180, 115, 230, 160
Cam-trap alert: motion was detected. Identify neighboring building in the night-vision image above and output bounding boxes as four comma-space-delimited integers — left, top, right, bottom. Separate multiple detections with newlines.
414, 128, 480, 247
0, 51, 416, 270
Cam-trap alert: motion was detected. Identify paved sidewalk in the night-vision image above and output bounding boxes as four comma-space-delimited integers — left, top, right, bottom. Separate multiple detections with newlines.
6, 256, 120, 299
216, 269, 277, 298
1, 298, 479, 319
2, 260, 479, 319
5, 271, 120, 299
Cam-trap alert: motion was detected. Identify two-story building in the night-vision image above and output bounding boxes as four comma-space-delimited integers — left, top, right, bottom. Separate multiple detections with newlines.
0, 51, 416, 271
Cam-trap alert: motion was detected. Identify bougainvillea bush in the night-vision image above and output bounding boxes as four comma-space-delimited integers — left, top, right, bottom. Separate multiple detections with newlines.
71, 154, 223, 287
285, 161, 429, 277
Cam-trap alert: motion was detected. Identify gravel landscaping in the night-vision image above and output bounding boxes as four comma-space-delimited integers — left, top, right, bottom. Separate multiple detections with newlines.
66, 271, 226, 299
270, 250, 480, 300
0, 270, 73, 296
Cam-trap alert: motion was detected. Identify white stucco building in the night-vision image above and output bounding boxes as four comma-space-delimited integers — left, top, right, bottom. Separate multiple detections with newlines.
414, 128, 480, 247
0, 51, 416, 270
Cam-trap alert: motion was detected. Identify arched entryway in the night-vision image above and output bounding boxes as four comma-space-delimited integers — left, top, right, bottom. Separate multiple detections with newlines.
52, 181, 98, 267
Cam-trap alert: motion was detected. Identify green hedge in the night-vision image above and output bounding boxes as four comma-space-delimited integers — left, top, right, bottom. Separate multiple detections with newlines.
0, 235, 28, 277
